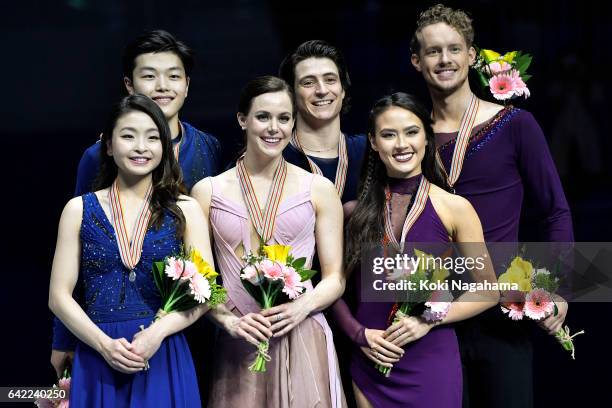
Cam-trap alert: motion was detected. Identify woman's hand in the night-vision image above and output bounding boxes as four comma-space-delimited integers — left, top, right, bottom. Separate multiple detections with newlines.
50, 350, 74, 378
361, 328, 404, 368
538, 296, 568, 335
131, 324, 164, 361
384, 316, 434, 347
226, 313, 273, 346
261, 299, 312, 338
98, 337, 146, 374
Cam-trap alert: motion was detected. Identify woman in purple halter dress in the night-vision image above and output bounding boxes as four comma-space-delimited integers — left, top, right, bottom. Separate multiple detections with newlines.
192, 76, 347, 407
333, 92, 499, 407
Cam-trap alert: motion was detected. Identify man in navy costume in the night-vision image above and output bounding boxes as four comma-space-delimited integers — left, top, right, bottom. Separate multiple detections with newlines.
279, 40, 367, 204
52, 29, 221, 394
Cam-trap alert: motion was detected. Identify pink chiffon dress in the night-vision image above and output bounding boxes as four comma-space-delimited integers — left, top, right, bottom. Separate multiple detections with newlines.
207, 172, 347, 408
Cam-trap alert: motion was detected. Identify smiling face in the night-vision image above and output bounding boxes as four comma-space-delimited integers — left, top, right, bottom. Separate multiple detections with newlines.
238, 91, 294, 159
411, 22, 476, 96
107, 110, 163, 178
370, 106, 427, 178
293, 57, 345, 123
124, 51, 189, 123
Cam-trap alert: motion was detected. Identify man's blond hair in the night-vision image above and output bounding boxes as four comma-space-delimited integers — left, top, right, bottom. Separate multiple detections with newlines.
411, 4, 474, 53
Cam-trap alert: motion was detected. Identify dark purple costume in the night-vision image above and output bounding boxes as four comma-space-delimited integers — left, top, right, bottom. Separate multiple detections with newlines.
334, 175, 462, 408
436, 107, 573, 408
436, 107, 573, 243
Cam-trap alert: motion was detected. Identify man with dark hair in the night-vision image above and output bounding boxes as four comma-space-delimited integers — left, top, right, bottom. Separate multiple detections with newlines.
74, 30, 221, 196
279, 40, 366, 406
51, 29, 221, 378
410, 4, 573, 407
279, 40, 366, 204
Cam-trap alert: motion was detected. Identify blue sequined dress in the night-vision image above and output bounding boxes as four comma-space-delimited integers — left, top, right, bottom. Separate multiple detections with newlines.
68, 193, 200, 407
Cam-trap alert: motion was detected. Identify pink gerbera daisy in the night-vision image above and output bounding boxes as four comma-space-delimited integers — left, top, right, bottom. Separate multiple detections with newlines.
58, 377, 71, 392
165, 257, 185, 280
260, 260, 284, 281
501, 302, 525, 320
189, 273, 212, 303
524, 288, 554, 320
509, 69, 531, 98
179, 260, 198, 280
488, 61, 512, 75
34, 399, 55, 408
489, 74, 516, 100
281, 265, 304, 299
500, 290, 526, 320
241, 264, 262, 285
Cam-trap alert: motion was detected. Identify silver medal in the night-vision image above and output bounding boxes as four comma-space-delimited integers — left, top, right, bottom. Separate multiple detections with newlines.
129, 270, 136, 282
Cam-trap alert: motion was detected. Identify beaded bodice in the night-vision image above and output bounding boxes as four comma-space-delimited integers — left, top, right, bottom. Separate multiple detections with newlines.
79, 193, 181, 323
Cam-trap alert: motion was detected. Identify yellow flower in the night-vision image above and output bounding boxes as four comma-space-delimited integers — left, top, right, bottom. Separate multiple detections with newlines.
480, 49, 517, 64
190, 248, 218, 279
480, 49, 500, 63
501, 51, 517, 63
432, 267, 449, 284
518, 278, 532, 292
509, 256, 533, 280
263, 244, 292, 265
414, 249, 449, 282
498, 256, 533, 292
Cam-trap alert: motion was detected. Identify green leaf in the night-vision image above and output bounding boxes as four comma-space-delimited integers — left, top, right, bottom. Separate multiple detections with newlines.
152, 261, 166, 298
207, 284, 228, 308
292, 257, 307, 270
515, 54, 532, 74
242, 280, 265, 307
298, 269, 318, 282
476, 70, 489, 88
171, 297, 200, 313
520, 74, 532, 82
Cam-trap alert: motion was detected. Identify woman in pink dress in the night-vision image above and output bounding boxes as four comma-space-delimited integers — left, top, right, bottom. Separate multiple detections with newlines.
192, 76, 347, 407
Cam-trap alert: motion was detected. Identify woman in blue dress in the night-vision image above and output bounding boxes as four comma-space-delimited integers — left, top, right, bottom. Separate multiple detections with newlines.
49, 94, 211, 407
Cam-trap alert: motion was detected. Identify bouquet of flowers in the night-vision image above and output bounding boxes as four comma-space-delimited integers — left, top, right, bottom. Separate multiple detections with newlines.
376, 249, 453, 376
498, 256, 584, 359
152, 247, 227, 317
142, 248, 226, 369
240, 244, 317, 372
35, 367, 70, 407
473, 48, 532, 101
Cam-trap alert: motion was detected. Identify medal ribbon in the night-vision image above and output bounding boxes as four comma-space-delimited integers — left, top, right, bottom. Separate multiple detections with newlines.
383, 176, 431, 252
108, 179, 153, 272
291, 131, 348, 197
446, 94, 479, 188
236, 156, 288, 243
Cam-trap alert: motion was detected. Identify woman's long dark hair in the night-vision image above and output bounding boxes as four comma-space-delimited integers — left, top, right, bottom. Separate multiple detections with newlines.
94, 94, 186, 236
345, 92, 449, 272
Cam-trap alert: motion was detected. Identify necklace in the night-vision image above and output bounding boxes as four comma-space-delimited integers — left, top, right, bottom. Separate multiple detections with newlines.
300, 143, 337, 153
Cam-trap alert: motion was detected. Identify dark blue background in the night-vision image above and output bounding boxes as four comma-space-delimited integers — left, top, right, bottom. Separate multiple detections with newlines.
1, 1, 609, 406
